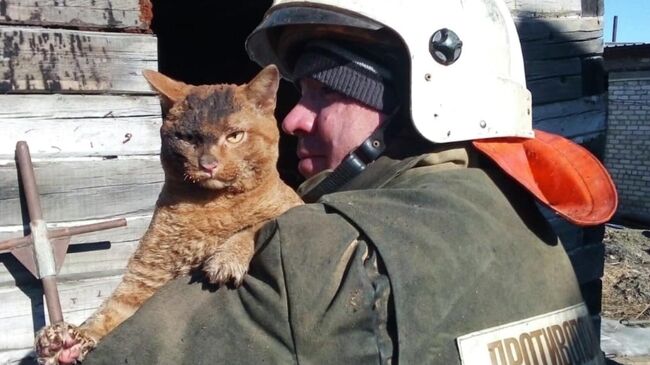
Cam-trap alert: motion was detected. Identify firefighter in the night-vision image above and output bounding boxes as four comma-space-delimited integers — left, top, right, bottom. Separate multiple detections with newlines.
82, 0, 615, 364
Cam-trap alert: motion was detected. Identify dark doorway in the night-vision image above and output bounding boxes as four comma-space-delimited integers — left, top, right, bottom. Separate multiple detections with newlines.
151, 0, 303, 187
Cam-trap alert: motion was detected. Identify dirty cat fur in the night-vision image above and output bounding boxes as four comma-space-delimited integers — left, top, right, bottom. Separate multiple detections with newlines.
35, 65, 303, 364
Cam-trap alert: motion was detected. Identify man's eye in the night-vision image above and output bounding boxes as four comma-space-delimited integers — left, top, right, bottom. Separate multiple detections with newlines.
226, 131, 245, 144
320, 86, 344, 102
321, 85, 338, 96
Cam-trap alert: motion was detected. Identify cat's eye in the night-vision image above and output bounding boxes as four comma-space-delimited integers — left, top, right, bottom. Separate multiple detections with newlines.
174, 132, 195, 143
226, 131, 245, 144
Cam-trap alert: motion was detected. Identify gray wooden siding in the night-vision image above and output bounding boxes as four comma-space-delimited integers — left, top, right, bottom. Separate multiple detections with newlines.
0, 26, 157, 93
0, 2, 157, 361
0, 0, 151, 30
0, 95, 161, 157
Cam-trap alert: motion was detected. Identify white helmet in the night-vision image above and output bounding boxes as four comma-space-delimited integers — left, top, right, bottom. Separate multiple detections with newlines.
246, 0, 533, 143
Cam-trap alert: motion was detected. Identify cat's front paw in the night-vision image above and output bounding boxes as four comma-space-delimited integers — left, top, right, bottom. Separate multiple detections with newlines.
35, 322, 97, 365
203, 251, 250, 287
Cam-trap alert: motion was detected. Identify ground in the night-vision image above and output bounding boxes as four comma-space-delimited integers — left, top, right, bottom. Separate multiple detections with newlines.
602, 224, 650, 365
602, 225, 650, 321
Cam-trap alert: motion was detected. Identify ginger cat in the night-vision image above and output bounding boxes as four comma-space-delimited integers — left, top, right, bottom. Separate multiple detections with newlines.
34, 65, 303, 364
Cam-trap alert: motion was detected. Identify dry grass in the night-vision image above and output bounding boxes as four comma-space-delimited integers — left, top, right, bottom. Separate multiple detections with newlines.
602, 226, 650, 321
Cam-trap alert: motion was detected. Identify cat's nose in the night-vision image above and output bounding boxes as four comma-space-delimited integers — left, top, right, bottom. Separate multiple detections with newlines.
199, 156, 218, 173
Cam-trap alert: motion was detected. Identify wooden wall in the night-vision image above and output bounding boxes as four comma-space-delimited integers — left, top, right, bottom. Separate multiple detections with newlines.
0, 0, 607, 363
506, 0, 608, 333
0, 1, 161, 363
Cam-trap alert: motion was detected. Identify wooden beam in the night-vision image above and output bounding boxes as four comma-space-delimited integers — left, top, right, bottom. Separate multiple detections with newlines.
532, 94, 607, 136
528, 75, 583, 105
0, 157, 162, 226
0, 0, 151, 31
0, 156, 163, 206
581, 0, 604, 17
0, 94, 162, 158
533, 94, 605, 121
525, 58, 581, 81
522, 38, 603, 61
505, 0, 582, 17
0, 25, 157, 93
535, 108, 606, 136
516, 16, 603, 41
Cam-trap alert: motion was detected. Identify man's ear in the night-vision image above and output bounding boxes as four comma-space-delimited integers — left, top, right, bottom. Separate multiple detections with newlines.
142, 69, 191, 113
245, 65, 280, 113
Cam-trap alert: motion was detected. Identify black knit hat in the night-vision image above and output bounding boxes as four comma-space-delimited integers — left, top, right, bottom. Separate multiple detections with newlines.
292, 40, 398, 113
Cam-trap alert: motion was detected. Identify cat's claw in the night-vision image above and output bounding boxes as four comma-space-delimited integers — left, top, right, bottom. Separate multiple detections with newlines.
204, 252, 249, 287
35, 322, 97, 365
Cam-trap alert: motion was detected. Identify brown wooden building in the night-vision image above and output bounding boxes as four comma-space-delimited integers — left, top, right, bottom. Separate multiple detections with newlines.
0, 0, 607, 363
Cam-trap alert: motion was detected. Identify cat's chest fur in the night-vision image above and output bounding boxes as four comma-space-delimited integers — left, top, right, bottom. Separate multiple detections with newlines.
144, 177, 299, 266
157, 189, 267, 236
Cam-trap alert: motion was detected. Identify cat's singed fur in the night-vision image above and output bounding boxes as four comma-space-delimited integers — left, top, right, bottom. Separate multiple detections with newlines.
35, 65, 303, 364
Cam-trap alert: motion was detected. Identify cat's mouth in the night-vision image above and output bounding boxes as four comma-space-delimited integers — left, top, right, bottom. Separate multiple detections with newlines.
200, 179, 232, 190
184, 170, 234, 189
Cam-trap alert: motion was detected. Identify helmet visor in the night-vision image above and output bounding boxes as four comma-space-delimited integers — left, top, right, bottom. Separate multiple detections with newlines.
246, 5, 389, 80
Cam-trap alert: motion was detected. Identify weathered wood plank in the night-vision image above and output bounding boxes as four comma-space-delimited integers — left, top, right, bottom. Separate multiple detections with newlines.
525, 57, 581, 81
533, 94, 607, 137
0, 0, 151, 30
0, 273, 123, 351
516, 16, 602, 41
0, 25, 157, 93
528, 74, 583, 104
0, 156, 163, 201
0, 94, 162, 158
533, 94, 605, 121
581, 0, 603, 17
522, 37, 603, 61
0, 156, 162, 226
535, 109, 605, 136
515, 17, 604, 68
505, 0, 582, 17
0, 214, 151, 287
0, 348, 34, 365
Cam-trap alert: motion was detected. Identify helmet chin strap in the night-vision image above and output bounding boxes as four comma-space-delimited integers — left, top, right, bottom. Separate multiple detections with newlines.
300, 113, 395, 203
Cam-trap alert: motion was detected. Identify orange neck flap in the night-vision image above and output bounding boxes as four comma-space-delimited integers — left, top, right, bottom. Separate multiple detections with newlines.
472, 129, 618, 226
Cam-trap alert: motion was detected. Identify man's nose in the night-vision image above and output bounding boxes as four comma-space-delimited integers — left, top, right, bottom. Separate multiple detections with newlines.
282, 100, 316, 136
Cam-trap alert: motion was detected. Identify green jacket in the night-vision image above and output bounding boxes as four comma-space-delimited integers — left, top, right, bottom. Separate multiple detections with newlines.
85, 155, 603, 365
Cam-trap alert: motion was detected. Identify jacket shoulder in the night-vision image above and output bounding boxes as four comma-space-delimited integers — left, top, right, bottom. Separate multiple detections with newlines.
256, 203, 362, 254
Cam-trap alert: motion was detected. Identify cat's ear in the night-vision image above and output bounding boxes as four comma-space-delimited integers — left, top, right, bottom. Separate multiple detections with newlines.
142, 70, 191, 112
245, 65, 280, 113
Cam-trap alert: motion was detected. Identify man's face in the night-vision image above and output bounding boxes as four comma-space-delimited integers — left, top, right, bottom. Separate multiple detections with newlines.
282, 78, 385, 178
